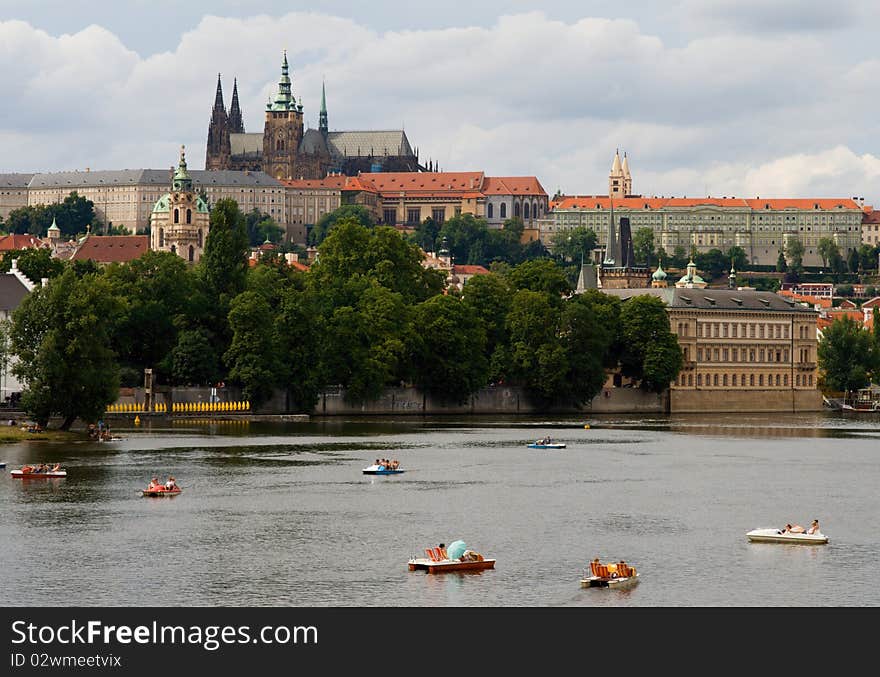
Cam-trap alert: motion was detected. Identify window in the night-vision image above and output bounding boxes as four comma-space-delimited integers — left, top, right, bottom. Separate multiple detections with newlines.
488, 203, 493, 219
188, 245, 195, 262
383, 209, 396, 224
524, 203, 530, 219
500, 204, 506, 218
432, 208, 445, 224
198, 229, 203, 248
407, 209, 421, 224
173, 208, 179, 224
750, 374, 755, 386
159, 228, 164, 247
186, 209, 192, 224
514, 203, 520, 217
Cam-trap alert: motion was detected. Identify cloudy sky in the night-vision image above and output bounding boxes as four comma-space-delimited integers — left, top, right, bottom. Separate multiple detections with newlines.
4, 0, 880, 200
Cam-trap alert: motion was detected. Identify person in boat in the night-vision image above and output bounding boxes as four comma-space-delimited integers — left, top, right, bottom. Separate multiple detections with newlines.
147, 476, 160, 491
51, 463, 60, 472
806, 519, 820, 535
779, 523, 793, 534
165, 476, 176, 490
21, 464, 34, 473
391, 459, 399, 470
789, 524, 806, 533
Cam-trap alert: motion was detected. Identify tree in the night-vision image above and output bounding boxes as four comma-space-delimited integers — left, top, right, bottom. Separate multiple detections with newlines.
169, 329, 220, 386
461, 273, 513, 372
847, 248, 860, 274
1, 248, 65, 282
409, 217, 441, 253
438, 213, 490, 266
785, 238, 805, 273
618, 295, 682, 392
632, 227, 655, 266
559, 295, 614, 404
274, 284, 323, 412
409, 294, 488, 403
694, 248, 727, 279
224, 291, 280, 406
10, 269, 123, 429
776, 249, 787, 273
671, 246, 689, 269
818, 316, 877, 393
505, 290, 566, 402
244, 208, 284, 246
550, 227, 597, 263
726, 246, 748, 272
504, 259, 572, 300
309, 204, 374, 245
817, 237, 838, 269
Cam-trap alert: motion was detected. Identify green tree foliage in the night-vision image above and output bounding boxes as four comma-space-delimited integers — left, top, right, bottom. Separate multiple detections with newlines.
104, 251, 196, 382
575, 289, 623, 368
618, 295, 683, 393
438, 213, 489, 266
170, 328, 219, 386
694, 249, 727, 279
224, 291, 280, 406
504, 290, 570, 402
320, 280, 412, 404
847, 248, 859, 274
818, 316, 878, 392
817, 237, 839, 269
5, 192, 97, 237
632, 227, 655, 266
309, 204, 374, 246
551, 226, 597, 263
409, 294, 488, 403
726, 246, 748, 272
461, 273, 513, 381
1, 248, 65, 282
409, 217, 442, 253
244, 208, 285, 246
558, 294, 615, 404
785, 237, 805, 273
311, 220, 444, 304
671, 246, 689, 269
10, 269, 123, 429
776, 250, 787, 273
504, 258, 572, 301
274, 283, 323, 412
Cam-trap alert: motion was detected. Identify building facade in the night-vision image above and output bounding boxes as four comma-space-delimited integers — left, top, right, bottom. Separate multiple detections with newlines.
150, 147, 211, 263
0, 174, 34, 222
539, 153, 865, 267
206, 52, 423, 180
27, 168, 287, 238
598, 286, 822, 413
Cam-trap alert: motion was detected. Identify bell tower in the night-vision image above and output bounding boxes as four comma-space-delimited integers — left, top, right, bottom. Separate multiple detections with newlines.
263, 50, 304, 180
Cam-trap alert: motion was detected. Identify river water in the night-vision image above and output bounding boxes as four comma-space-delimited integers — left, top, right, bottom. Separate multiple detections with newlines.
2, 412, 879, 607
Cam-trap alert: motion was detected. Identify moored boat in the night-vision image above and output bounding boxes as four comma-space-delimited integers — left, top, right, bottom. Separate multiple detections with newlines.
580, 559, 639, 588
746, 527, 828, 544
408, 541, 495, 574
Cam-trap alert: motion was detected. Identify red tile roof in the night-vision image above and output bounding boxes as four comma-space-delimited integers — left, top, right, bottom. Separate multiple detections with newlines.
861, 296, 880, 308
862, 210, 880, 224
70, 235, 149, 263
0, 234, 48, 251
360, 171, 485, 193
453, 264, 490, 276
745, 198, 861, 211
482, 176, 547, 196
551, 196, 862, 211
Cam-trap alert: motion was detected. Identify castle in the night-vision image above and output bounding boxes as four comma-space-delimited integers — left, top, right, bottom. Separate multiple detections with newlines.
205, 51, 424, 180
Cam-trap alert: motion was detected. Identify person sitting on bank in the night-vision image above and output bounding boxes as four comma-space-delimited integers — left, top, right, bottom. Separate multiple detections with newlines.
806, 519, 820, 535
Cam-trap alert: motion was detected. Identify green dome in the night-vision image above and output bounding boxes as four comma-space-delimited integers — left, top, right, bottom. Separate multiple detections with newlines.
652, 262, 667, 280
151, 193, 209, 214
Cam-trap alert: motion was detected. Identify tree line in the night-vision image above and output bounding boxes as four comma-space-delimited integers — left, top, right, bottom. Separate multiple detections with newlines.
3, 200, 683, 429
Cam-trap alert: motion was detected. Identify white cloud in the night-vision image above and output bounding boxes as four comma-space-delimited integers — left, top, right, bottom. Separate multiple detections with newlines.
2, 10, 880, 202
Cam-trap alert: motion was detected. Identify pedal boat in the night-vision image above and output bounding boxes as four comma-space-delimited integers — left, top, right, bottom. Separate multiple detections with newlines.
746, 527, 828, 544
580, 560, 640, 588
362, 464, 404, 475
527, 442, 566, 449
11, 467, 66, 479
408, 547, 495, 574
142, 485, 182, 497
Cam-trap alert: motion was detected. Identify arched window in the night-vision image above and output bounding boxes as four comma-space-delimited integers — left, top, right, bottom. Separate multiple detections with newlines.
173, 208, 179, 224
524, 202, 530, 219
158, 228, 164, 247
198, 229, 203, 248
514, 203, 520, 217
188, 245, 195, 262
487, 203, 493, 219
186, 209, 192, 224
500, 203, 506, 218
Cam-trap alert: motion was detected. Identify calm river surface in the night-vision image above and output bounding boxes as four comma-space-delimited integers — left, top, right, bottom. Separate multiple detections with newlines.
2, 412, 879, 607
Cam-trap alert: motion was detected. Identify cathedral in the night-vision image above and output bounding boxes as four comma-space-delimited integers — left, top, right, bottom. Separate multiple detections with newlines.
205, 51, 424, 179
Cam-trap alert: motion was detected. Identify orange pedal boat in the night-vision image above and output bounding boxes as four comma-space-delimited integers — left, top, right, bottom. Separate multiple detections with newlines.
408, 544, 496, 574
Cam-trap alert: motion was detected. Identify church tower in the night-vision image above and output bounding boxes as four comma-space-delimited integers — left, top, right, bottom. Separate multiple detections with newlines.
621, 151, 632, 196
228, 78, 245, 133
151, 146, 211, 263
609, 148, 625, 198
205, 74, 231, 170
263, 50, 305, 180
319, 81, 329, 139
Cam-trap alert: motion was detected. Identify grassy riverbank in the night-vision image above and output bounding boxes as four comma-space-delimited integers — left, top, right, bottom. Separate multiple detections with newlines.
0, 427, 83, 443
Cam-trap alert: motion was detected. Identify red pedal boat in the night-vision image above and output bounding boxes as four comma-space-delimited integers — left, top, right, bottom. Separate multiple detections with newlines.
408, 543, 496, 574
142, 485, 182, 497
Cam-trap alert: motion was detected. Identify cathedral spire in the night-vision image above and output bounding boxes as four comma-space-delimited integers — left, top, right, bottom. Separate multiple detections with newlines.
213, 73, 225, 112
269, 49, 296, 110
319, 80, 329, 138
228, 77, 244, 133
173, 144, 193, 192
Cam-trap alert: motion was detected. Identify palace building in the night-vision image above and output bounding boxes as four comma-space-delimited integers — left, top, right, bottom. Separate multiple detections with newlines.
206, 52, 423, 180
540, 151, 867, 267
